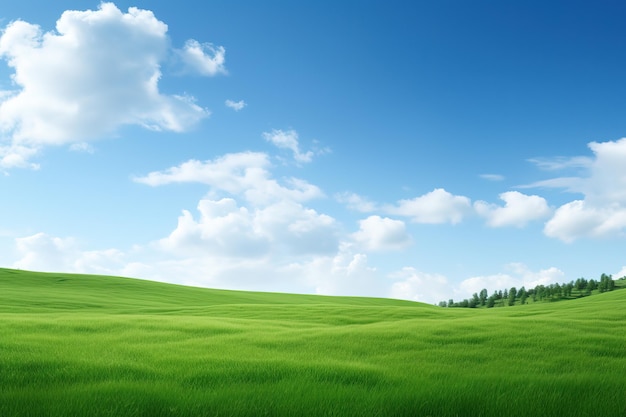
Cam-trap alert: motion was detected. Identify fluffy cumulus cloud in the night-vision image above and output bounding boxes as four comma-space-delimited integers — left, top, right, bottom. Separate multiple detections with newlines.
544, 201, 626, 242
0, 3, 224, 168
282, 243, 385, 297
527, 138, 626, 241
177, 39, 226, 76
351, 215, 412, 251
128, 144, 345, 290
389, 267, 452, 304
614, 266, 626, 279
474, 191, 552, 228
158, 197, 338, 258
263, 129, 314, 163
13, 232, 126, 275
385, 188, 472, 224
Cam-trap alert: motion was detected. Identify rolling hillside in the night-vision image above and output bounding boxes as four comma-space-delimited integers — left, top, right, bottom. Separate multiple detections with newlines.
1, 268, 624, 416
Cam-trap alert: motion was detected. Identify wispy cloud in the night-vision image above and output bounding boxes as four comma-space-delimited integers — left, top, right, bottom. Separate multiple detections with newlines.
335, 192, 378, 212
133, 151, 324, 205
479, 173, 504, 181
527, 156, 592, 171
225, 99, 246, 111
69, 142, 95, 154
524, 138, 626, 242
263, 129, 314, 163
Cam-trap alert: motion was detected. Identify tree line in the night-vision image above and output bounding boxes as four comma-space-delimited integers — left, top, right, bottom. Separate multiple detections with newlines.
439, 273, 620, 308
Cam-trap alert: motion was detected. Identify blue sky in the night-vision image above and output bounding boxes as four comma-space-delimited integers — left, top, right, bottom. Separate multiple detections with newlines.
1, 1, 626, 303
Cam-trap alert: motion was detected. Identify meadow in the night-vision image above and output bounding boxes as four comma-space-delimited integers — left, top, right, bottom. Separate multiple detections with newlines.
0, 268, 624, 416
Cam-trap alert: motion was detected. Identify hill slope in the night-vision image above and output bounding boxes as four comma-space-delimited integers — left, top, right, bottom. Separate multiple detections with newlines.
1, 268, 625, 417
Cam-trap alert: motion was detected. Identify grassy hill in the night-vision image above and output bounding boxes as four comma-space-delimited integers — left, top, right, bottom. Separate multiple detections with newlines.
1, 268, 625, 416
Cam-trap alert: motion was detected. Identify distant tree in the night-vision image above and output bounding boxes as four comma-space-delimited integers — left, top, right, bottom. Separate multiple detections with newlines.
519, 287, 527, 305
554, 283, 562, 298
438, 301, 447, 308
535, 285, 546, 301
503, 289, 508, 300
448, 299, 454, 307
479, 289, 488, 306
471, 293, 480, 307
599, 273, 614, 293
588, 279, 598, 292
575, 278, 588, 291
508, 287, 517, 306
487, 295, 496, 308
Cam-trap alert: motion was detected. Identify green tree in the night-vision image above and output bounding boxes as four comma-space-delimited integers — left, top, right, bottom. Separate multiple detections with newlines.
519, 287, 528, 305
479, 288, 488, 306
508, 287, 517, 306
575, 277, 588, 291
588, 279, 598, 292
472, 292, 480, 307
554, 283, 562, 298
564, 282, 574, 297
599, 273, 614, 292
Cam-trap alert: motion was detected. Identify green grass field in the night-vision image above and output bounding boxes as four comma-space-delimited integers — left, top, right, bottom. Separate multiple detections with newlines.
1, 268, 625, 416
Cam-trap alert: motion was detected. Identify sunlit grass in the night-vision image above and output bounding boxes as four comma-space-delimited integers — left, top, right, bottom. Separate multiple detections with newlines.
1, 268, 625, 416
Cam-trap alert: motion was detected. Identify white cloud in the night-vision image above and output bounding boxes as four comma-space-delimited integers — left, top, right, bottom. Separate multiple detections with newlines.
544, 200, 626, 242
225, 99, 246, 111
158, 197, 338, 258
177, 39, 226, 76
13, 232, 125, 275
525, 138, 626, 242
385, 188, 472, 224
335, 192, 378, 212
351, 215, 411, 252
263, 129, 314, 163
285, 243, 383, 297
474, 191, 552, 228
0, 144, 39, 169
480, 173, 504, 181
133, 152, 324, 205
528, 156, 592, 171
0, 3, 216, 168
157, 198, 267, 257
614, 266, 626, 279
69, 142, 94, 154
389, 267, 452, 304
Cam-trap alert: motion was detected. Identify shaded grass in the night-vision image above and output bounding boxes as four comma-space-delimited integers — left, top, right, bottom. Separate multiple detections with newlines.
1, 268, 625, 416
